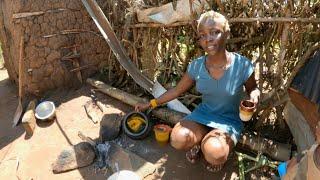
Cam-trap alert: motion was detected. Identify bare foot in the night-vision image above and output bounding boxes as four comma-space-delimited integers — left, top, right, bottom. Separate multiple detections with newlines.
186, 145, 201, 164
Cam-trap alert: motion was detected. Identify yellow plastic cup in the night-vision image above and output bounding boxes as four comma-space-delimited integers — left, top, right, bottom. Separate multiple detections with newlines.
154, 124, 172, 145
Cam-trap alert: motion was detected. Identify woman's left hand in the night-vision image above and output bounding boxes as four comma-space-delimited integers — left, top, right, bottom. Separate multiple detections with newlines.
249, 88, 260, 104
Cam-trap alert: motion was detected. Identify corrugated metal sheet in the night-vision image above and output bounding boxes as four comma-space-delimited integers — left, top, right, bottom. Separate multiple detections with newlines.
291, 51, 320, 105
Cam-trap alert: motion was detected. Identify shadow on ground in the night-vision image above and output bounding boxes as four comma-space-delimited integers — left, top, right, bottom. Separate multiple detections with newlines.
0, 71, 238, 179
0, 70, 24, 162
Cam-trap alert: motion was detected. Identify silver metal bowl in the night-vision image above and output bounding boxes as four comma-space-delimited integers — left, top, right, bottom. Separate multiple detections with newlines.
35, 101, 56, 121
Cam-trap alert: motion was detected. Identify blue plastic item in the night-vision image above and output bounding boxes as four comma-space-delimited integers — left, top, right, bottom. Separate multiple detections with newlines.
277, 162, 287, 178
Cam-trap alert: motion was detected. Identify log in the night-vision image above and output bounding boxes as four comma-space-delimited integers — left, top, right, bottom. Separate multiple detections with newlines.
87, 78, 185, 125
87, 78, 291, 161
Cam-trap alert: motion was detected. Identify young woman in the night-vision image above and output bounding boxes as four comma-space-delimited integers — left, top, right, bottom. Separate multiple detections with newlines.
135, 10, 260, 172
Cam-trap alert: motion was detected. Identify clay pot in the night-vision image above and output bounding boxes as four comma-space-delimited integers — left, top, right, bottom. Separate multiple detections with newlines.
239, 100, 256, 121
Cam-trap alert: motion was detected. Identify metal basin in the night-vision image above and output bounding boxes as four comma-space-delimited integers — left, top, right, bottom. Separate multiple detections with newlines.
35, 101, 56, 121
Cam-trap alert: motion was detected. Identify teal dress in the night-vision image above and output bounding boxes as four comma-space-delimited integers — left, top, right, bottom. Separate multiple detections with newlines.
185, 53, 254, 144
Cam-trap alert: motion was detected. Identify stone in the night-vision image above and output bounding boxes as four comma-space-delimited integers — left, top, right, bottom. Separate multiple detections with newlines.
67, 1, 81, 10
99, 113, 122, 142
38, 16, 44, 24
27, 83, 40, 94
21, 20, 28, 28
41, 22, 50, 33
29, 58, 43, 69
38, 37, 48, 47
31, 69, 44, 82
44, 47, 51, 56
21, 99, 37, 136
46, 50, 60, 63
107, 142, 156, 178
52, 142, 95, 173
38, 47, 45, 58
44, 78, 55, 89
44, 63, 54, 77
84, 100, 104, 124
57, 19, 63, 29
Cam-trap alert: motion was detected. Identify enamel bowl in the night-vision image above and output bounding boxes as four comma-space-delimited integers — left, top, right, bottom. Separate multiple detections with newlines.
35, 101, 56, 121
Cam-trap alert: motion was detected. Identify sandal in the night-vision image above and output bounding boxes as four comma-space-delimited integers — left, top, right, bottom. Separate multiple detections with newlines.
186, 145, 201, 164
205, 162, 224, 172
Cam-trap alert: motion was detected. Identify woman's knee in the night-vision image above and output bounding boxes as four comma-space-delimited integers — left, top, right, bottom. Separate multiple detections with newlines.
201, 135, 231, 165
170, 123, 194, 150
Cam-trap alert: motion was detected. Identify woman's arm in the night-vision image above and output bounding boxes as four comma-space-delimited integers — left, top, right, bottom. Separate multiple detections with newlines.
135, 73, 195, 111
244, 72, 260, 103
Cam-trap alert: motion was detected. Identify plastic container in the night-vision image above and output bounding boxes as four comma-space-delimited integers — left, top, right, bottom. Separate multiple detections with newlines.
154, 124, 172, 144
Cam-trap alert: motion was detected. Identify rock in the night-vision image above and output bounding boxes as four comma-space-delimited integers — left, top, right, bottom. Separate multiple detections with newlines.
46, 50, 60, 63
29, 58, 43, 69
21, 99, 37, 136
100, 113, 122, 142
52, 142, 95, 173
107, 142, 156, 179
44, 63, 54, 77
84, 100, 104, 124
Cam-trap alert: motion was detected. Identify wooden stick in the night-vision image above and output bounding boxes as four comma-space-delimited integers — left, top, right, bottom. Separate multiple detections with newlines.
12, 9, 66, 19
78, 131, 96, 147
12, 36, 24, 127
43, 29, 102, 38
129, 17, 320, 28
13, 11, 44, 19
70, 64, 94, 72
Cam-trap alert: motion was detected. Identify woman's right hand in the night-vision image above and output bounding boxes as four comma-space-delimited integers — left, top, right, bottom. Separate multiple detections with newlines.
134, 102, 150, 112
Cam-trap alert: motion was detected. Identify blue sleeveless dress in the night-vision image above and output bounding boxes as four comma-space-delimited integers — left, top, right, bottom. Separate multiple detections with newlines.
184, 53, 254, 144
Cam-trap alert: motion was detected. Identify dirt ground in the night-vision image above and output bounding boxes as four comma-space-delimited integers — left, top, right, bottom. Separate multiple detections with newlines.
0, 69, 240, 180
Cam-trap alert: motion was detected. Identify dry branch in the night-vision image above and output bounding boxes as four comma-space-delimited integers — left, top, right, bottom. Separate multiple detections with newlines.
130, 17, 320, 28
42, 29, 102, 38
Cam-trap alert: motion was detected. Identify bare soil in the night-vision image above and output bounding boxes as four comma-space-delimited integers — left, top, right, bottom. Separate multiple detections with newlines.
0, 69, 240, 180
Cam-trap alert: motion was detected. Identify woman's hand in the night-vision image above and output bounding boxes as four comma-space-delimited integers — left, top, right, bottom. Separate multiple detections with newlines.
245, 73, 260, 104
134, 102, 150, 112
250, 88, 260, 104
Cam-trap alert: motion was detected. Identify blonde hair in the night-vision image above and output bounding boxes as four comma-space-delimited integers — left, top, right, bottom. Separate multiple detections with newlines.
197, 10, 230, 33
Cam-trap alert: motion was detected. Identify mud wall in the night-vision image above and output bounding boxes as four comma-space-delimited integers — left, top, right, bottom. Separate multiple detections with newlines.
0, 0, 110, 95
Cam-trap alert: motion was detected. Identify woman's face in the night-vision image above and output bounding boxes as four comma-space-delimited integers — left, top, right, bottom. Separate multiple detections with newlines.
197, 19, 228, 56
